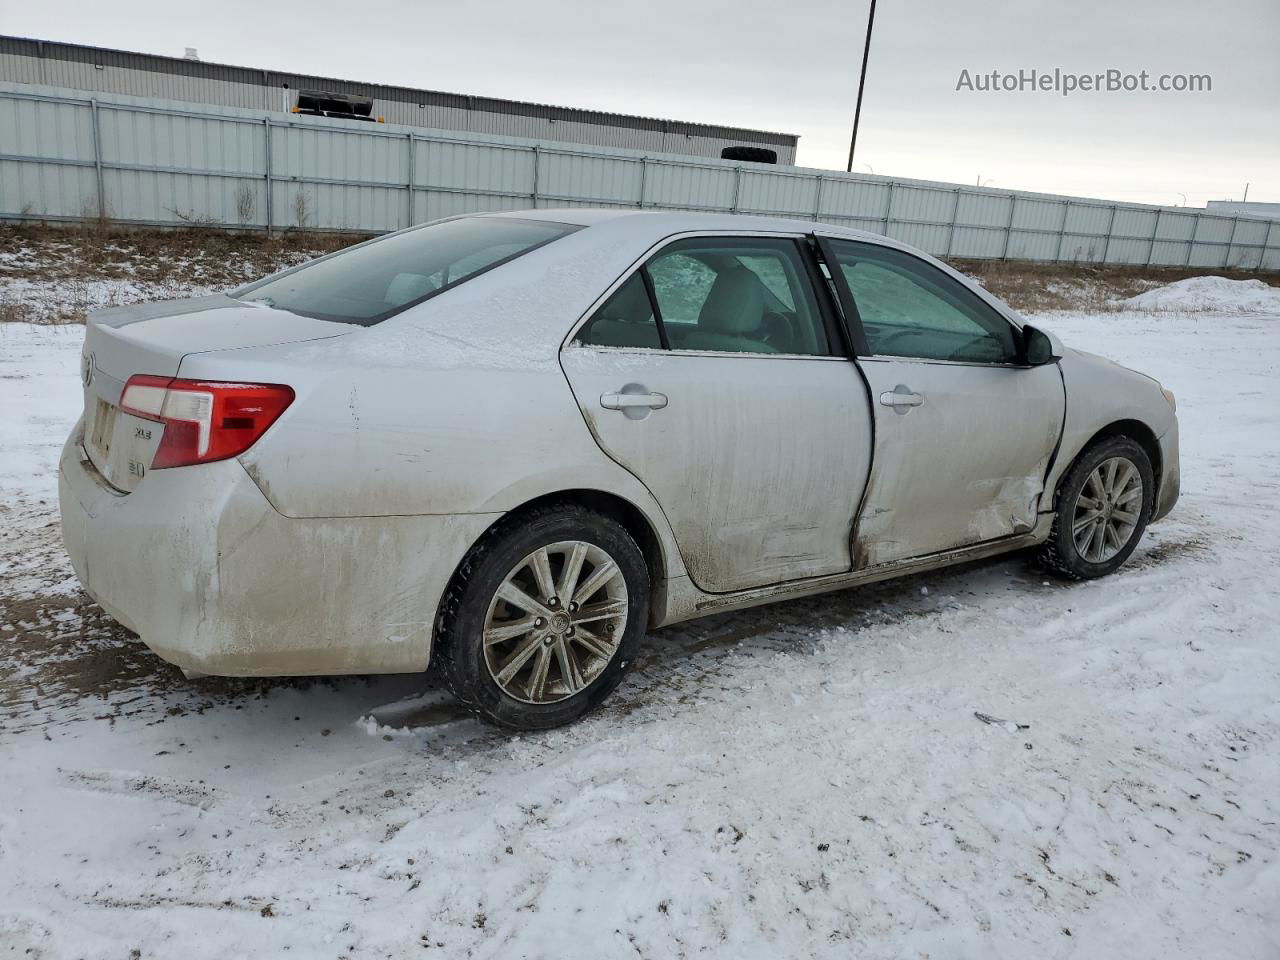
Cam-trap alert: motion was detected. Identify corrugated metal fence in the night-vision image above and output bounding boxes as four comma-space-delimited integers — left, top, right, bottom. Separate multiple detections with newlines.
2, 81, 1277, 271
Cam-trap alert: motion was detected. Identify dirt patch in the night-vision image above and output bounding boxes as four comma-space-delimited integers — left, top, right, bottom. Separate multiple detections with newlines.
0, 586, 374, 733
0, 593, 174, 714
1126, 534, 1214, 571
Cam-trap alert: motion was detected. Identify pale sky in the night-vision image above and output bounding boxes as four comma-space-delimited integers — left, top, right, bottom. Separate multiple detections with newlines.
7, 0, 1278, 207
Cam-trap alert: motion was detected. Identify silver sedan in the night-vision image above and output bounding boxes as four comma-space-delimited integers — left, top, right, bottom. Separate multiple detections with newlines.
59, 210, 1179, 728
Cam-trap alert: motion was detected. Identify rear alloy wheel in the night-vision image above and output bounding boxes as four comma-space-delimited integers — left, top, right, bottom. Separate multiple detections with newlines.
1037, 436, 1154, 580
435, 506, 649, 729
484, 541, 629, 705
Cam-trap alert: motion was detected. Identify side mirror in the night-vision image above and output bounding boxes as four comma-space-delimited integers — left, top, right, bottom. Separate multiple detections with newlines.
1022, 324, 1063, 365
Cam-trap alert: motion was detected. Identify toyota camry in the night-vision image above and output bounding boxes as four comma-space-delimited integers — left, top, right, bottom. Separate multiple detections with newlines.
59, 210, 1180, 728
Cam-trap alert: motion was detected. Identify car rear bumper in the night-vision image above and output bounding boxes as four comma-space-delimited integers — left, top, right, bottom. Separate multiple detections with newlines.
58, 420, 498, 677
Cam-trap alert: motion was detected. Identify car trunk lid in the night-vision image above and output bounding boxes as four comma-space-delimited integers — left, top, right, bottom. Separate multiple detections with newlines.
80, 295, 353, 492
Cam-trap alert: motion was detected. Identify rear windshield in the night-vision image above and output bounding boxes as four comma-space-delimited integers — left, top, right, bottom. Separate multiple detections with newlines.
232, 216, 580, 325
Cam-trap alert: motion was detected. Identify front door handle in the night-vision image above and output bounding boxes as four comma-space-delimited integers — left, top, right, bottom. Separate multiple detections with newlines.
879, 385, 924, 410
601, 391, 668, 411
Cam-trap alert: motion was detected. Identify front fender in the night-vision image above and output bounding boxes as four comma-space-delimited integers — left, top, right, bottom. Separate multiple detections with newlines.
1046, 347, 1179, 511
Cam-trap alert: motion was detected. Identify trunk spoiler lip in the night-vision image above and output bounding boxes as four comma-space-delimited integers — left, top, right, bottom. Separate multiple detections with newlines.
88, 294, 362, 334
89, 293, 243, 329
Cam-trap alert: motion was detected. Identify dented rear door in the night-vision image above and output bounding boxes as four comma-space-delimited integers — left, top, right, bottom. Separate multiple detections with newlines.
562, 347, 872, 593
560, 233, 874, 595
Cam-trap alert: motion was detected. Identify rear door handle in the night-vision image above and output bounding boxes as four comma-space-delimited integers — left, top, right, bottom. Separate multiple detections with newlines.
601, 391, 668, 411
879, 385, 924, 409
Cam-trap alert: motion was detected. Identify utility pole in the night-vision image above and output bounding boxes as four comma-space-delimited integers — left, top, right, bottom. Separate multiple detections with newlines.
845, 0, 878, 172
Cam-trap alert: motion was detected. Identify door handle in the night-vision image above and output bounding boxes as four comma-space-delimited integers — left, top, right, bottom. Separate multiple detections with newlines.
879, 386, 924, 409
601, 391, 668, 411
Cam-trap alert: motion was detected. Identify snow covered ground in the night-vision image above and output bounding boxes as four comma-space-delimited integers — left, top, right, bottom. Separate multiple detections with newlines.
2, 284, 1279, 958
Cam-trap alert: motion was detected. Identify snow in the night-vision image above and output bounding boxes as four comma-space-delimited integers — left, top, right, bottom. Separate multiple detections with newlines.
0, 323, 84, 500
2, 289, 1280, 958
1118, 275, 1280, 313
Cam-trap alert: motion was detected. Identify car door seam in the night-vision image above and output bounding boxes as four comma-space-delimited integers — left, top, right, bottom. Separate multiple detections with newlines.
1038, 361, 1070, 512
809, 233, 879, 570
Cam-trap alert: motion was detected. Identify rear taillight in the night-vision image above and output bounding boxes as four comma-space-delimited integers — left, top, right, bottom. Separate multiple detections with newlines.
119, 375, 294, 469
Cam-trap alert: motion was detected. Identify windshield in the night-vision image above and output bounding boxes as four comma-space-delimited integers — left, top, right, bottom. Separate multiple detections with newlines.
233, 216, 580, 325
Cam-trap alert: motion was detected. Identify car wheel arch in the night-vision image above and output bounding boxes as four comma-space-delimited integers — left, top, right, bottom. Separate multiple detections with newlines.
454, 488, 670, 615
1054, 418, 1162, 507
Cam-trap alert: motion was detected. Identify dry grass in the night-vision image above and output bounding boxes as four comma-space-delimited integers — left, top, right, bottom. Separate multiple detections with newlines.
2, 222, 1276, 323
0, 222, 365, 324
0, 222, 362, 287
950, 258, 1279, 313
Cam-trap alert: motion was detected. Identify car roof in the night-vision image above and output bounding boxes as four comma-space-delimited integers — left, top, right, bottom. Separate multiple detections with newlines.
347, 205, 1023, 371
476, 207, 888, 243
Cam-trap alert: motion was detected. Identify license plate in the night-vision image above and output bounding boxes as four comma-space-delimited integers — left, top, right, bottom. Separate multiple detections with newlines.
90, 397, 118, 461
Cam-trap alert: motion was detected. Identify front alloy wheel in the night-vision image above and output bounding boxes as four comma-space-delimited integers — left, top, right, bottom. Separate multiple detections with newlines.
1038, 435, 1155, 580
1071, 457, 1144, 564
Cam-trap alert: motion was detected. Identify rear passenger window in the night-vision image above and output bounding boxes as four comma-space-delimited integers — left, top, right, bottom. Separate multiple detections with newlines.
574, 273, 662, 349
234, 216, 578, 326
645, 254, 716, 325
647, 238, 829, 356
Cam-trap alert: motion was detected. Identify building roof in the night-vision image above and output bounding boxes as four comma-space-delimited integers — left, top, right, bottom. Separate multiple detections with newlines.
0, 35, 799, 148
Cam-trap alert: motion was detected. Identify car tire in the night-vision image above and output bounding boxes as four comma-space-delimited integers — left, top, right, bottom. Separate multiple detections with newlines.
434, 504, 649, 730
1036, 436, 1155, 580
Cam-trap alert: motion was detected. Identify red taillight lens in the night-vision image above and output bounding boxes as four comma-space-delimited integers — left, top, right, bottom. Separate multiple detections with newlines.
119, 375, 294, 469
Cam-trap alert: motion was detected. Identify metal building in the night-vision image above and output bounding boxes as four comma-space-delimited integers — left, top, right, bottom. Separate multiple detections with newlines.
1207, 200, 1280, 220
0, 35, 798, 163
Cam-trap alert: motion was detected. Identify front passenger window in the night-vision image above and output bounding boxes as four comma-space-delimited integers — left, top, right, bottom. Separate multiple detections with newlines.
827, 240, 1018, 364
